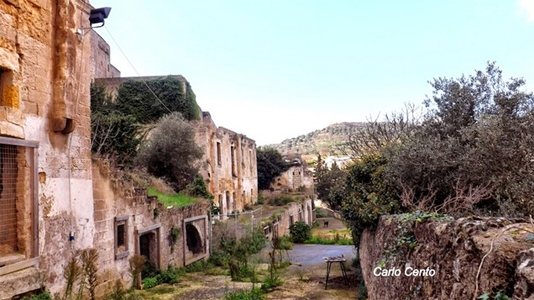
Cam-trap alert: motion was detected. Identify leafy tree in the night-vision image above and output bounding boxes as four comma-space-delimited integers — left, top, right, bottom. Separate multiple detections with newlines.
135, 112, 203, 191
385, 62, 534, 216
90, 84, 140, 162
341, 153, 402, 244
256, 147, 290, 190
313, 155, 346, 211
91, 77, 201, 165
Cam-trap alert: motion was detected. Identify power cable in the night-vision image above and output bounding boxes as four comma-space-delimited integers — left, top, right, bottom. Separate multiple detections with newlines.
104, 26, 172, 113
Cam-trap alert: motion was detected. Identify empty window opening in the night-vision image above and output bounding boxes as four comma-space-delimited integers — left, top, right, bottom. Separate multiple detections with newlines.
231, 146, 236, 176
216, 142, 221, 166
218, 194, 223, 215
185, 224, 203, 255
289, 215, 294, 226
232, 192, 237, 211
249, 150, 253, 174
139, 231, 158, 275
225, 191, 231, 214
0, 68, 16, 108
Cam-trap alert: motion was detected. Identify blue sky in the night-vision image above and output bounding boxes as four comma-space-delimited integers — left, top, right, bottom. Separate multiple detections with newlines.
90, 0, 534, 145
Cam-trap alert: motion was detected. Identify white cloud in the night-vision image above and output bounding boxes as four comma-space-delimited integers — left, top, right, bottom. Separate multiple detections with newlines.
519, 0, 534, 22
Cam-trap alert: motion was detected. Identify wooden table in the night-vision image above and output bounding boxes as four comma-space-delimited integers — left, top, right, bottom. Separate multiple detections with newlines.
323, 256, 348, 290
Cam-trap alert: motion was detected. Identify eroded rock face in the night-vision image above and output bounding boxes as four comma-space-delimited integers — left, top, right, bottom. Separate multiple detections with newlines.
360, 215, 534, 300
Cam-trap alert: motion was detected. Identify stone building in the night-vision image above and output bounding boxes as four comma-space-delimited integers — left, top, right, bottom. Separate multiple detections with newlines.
195, 112, 258, 217
90, 31, 120, 79
91, 160, 210, 296
92, 74, 259, 218
270, 159, 314, 193
0, 0, 95, 297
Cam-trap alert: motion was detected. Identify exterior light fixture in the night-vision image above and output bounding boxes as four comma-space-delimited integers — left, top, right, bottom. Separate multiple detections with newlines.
89, 7, 112, 29
76, 7, 111, 39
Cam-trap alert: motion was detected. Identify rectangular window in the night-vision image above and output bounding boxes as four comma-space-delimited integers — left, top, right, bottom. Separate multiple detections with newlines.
231, 146, 236, 176
0, 68, 17, 108
289, 215, 294, 226
216, 142, 221, 166
0, 137, 38, 274
249, 150, 253, 175
115, 216, 129, 259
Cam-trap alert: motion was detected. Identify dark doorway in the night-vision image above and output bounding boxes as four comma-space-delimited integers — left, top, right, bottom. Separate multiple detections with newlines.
139, 231, 159, 277
185, 224, 203, 254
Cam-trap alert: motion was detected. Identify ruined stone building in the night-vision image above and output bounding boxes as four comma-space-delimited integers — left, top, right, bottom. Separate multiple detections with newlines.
91, 36, 259, 218
0, 1, 235, 298
0, 0, 95, 297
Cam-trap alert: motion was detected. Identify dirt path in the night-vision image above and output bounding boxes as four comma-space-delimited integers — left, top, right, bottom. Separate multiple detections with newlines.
136, 244, 359, 300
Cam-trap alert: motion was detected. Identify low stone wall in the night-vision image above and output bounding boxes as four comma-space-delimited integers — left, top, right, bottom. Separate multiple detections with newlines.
360, 215, 534, 300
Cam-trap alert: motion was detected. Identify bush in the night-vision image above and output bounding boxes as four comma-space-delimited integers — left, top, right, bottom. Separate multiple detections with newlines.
142, 277, 158, 289
21, 292, 52, 300
225, 288, 264, 300
270, 196, 293, 206
183, 176, 214, 199
158, 267, 180, 284
273, 236, 293, 250
261, 277, 282, 292
135, 112, 203, 191
289, 221, 311, 243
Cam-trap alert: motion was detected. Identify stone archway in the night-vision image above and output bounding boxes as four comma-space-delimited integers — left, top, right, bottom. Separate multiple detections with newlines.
185, 223, 203, 254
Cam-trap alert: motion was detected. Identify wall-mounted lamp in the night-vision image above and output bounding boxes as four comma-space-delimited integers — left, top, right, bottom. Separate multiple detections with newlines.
76, 7, 111, 39
89, 7, 112, 29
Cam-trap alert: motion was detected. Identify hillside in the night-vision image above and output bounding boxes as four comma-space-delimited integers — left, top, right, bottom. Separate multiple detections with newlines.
265, 122, 366, 160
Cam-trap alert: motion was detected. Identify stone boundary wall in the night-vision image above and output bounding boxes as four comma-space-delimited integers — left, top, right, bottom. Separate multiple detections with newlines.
360, 215, 534, 300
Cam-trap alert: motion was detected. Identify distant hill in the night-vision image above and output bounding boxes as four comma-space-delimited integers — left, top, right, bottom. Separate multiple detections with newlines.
265, 122, 366, 161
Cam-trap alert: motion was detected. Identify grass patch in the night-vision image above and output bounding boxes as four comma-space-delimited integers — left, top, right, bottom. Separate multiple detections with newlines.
304, 236, 353, 245
147, 186, 198, 207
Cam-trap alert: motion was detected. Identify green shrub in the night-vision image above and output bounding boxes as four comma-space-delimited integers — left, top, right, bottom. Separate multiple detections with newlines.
225, 289, 264, 300
256, 194, 264, 205
289, 221, 311, 243
183, 176, 214, 199
158, 267, 180, 284
273, 236, 293, 250
270, 196, 293, 206
135, 112, 203, 191
304, 236, 353, 245
260, 277, 282, 292
142, 277, 158, 289
184, 260, 210, 273
315, 208, 328, 218
21, 292, 52, 300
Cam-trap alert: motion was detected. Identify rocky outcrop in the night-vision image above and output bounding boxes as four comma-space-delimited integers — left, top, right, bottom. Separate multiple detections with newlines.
359, 215, 534, 300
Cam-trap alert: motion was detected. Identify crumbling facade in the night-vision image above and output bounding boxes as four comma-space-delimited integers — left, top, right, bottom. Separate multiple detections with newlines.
92, 75, 259, 218
0, 0, 95, 297
92, 160, 210, 296
195, 111, 258, 217
90, 31, 120, 79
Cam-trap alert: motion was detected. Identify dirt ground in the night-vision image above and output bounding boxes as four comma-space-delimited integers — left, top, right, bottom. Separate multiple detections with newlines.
137, 244, 359, 300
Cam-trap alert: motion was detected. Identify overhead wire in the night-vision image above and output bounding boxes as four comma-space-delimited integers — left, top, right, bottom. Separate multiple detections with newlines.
104, 26, 172, 113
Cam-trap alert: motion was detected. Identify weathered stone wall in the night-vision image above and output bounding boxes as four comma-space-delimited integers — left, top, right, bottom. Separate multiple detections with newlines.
261, 198, 314, 239
90, 31, 120, 79
360, 215, 534, 300
196, 112, 258, 217
271, 165, 313, 192
0, 0, 95, 297
91, 159, 210, 297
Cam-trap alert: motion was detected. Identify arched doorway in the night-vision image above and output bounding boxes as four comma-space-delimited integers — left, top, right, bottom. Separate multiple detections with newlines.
185, 223, 203, 254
